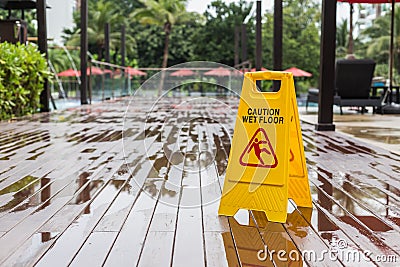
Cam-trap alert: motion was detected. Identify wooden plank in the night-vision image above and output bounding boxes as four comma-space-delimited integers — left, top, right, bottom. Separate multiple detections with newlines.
0, 177, 75, 231
280, 208, 342, 267
92, 182, 138, 232
171, 118, 205, 266
228, 216, 274, 267
0, 131, 49, 155
201, 122, 240, 267
136, 231, 174, 267
204, 232, 231, 267
0, 128, 43, 148
0, 153, 113, 232
0, 133, 106, 191
1, 134, 155, 265
201, 124, 229, 232
0, 126, 138, 230
0, 136, 130, 262
171, 199, 205, 267
1, 96, 400, 267
251, 210, 303, 266
103, 186, 161, 266
0, 196, 74, 264
12, 151, 153, 265
145, 165, 182, 232
104, 116, 185, 266
69, 232, 118, 267
92, 157, 153, 232
290, 201, 376, 266
311, 169, 400, 246
25, 180, 121, 266
311, 185, 400, 259
135, 138, 186, 266
0, 122, 106, 172
0, 176, 42, 208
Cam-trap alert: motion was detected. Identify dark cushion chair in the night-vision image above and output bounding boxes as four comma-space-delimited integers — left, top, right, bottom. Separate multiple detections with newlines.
306, 59, 383, 114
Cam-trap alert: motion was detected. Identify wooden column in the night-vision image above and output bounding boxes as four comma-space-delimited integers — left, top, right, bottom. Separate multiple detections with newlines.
121, 25, 126, 67
37, 0, 50, 112
241, 24, 247, 63
80, 0, 88, 104
273, 0, 283, 91
255, 0, 262, 71
273, 0, 282, 71
389, 0, 395, 92
316, 0, 336, 131
104, 23, 110, 63
255, 0, 262, 89
121, 25, 127, 92
234, 26, 240, 66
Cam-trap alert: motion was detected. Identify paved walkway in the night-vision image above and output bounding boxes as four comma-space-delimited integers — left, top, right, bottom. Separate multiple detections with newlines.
0, 97, 399, 266
301, 106, 400, 154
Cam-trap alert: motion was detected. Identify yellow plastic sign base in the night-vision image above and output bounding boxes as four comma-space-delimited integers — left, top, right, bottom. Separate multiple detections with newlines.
218, 71, 312, 223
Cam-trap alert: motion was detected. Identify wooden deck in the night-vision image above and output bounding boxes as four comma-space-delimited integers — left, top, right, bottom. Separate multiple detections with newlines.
0, 96, 399, 266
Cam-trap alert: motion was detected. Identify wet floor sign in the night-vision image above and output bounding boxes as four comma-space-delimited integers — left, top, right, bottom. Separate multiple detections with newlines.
218, 71, 312, 223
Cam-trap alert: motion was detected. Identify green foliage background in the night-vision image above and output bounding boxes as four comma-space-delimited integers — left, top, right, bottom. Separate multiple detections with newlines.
0, 42, 51, 120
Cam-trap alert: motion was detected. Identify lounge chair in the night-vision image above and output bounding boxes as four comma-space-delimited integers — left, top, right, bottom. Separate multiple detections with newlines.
306, 59, 383, 114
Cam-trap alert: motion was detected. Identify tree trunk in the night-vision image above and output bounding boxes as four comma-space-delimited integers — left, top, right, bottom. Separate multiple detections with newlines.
376, 5, 381, 18
397, 47, 400, 75
98, 44, 103, 61
347, 4, 354, 55
158, 23, 171, 96
162, 29, 170, 69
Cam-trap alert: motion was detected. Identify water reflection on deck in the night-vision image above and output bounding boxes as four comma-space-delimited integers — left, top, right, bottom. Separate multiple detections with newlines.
0, 97, 399, 266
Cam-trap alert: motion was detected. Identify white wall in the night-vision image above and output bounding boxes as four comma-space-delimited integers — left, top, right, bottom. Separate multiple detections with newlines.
46, 0, 75, 44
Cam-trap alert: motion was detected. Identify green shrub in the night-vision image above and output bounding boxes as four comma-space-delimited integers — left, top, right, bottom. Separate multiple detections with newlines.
0, 42, 51, 120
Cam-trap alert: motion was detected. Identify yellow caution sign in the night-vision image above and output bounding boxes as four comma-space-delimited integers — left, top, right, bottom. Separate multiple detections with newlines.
218, 71, 312, 223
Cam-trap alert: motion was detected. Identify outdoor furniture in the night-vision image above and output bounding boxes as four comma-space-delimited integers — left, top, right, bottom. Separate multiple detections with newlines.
306, 59, 382, 114
372, 85, 400, 114
372, 85, 400, 104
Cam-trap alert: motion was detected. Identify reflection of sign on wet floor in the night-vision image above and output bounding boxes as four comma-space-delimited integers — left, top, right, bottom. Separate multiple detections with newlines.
222, 210, 312, 267
239, 128, 277, 168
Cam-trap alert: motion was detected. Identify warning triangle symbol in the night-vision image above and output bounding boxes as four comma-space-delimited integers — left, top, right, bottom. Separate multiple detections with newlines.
239, 128, 278, 168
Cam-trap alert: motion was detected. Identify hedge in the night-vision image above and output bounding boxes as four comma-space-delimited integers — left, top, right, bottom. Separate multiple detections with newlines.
0, 42, 51, 120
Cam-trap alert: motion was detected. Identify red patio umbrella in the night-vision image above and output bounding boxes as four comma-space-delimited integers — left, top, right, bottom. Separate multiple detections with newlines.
102, 69, 113, 75
239, 67, 268, 73
57, 68, 79, 77
125, 67, 147, 76
88, 67, 104, 75
284, 67, 312, 77
250, 67, 268, 72
339, 0, 398, 88
57, 67, 104, 77
170, 69, 195, 77
204, 67, 231, 76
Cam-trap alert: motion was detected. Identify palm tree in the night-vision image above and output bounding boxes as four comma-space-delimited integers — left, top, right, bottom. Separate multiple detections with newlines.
336, 19, 348, 58
87, 0, 123, 59
348, 4, 354, 55
362, 7, 400, 77
48, 48, 81, 78
133, 0, 192, 70
64, 0, 132, 61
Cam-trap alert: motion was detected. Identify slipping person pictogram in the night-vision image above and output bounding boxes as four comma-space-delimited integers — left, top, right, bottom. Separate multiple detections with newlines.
249, 138, 271, 165
239, 128, 278, 168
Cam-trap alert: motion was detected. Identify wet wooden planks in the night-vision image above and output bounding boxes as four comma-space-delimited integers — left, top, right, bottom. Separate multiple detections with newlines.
0, 97, 399, 266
